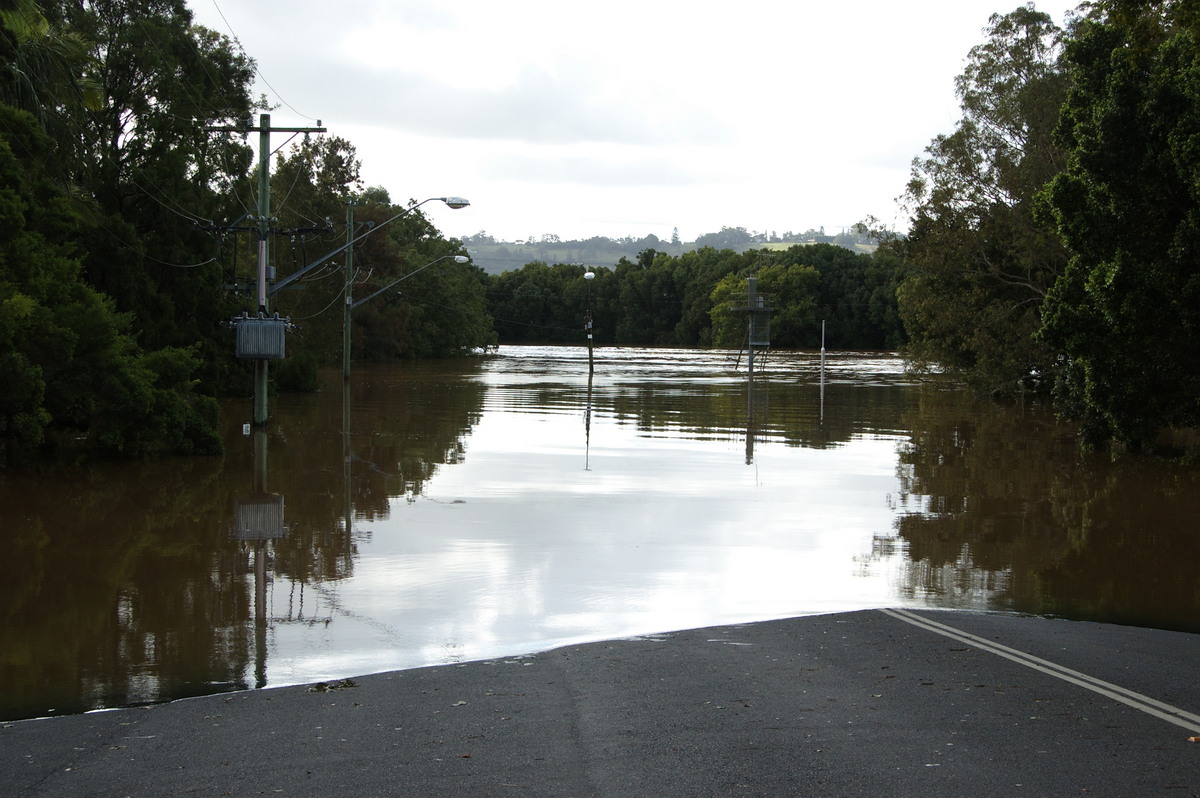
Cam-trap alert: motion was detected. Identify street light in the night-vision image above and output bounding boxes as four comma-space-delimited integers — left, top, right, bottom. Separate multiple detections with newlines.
272, 196, 470, 296
343, 254, 471, 378
330, 197, 470, 380
583, 270, 595, 375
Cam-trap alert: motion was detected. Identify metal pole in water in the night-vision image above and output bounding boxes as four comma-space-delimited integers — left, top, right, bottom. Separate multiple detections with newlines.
584, 270, 595, 375
747, 277, 758, 389
343, 378, 352, 558
746, 277, 757, 463
587, 311, 594, 375
821, 319, 826, 382
820, 319, 826, 423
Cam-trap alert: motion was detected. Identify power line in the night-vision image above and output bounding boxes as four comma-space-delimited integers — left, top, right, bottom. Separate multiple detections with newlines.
206, 0, 320, 123
128, 172, 214, 226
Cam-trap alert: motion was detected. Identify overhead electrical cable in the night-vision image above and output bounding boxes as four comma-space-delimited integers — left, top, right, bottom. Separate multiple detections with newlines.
207, 0, 321, 122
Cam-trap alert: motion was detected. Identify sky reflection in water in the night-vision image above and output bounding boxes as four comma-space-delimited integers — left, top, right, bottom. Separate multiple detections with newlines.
267, 347, 913, 683
9, 345, 1196, 720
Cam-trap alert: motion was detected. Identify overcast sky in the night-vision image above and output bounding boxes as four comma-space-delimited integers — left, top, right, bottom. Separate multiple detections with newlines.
187, 1, 1081, 245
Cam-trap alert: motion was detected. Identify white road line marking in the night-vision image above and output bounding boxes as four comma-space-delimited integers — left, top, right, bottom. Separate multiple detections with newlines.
880, 608, 1200, 734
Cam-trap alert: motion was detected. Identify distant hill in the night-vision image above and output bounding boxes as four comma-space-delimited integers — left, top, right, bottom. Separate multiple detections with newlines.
459, 226, 877, 274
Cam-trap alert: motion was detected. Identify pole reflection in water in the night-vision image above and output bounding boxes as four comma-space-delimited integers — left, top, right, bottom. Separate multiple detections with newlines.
584, 372, 593, 471
343, 379, 352, 559
4, 346, 1200, 723
745, 322, 756, 466
745, 369, 755, 465
820, 320, 826, 424
230, 429, 287, 688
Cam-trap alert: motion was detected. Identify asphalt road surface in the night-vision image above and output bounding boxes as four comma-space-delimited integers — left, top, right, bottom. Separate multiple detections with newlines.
3, 609, 1199, 796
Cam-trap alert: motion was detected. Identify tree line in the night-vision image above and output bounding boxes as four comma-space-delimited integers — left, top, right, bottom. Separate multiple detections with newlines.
485, 244, 902, 350
3, 0, 1199, 462
895, 0, 1200, 451
0, 0, 491, 463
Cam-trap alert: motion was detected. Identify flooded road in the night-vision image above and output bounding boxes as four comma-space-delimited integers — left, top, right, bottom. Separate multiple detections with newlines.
2, 345, 1198, 721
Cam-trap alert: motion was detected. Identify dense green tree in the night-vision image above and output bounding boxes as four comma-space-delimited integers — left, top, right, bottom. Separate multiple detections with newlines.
485, 242, 904, 350
614, 250, 684, 345
0, 0, 259, 459
773, 243, 902, 349
0, 0, 98, 139
859, 247, 902, 350
1039, 2, 1200, 448
0, 103, 218, 460
40, 0, 258, 396
486, 262, 541, 342
670, 247, 743, 346
0, 0, 496, 461
898, 5, 1069, 394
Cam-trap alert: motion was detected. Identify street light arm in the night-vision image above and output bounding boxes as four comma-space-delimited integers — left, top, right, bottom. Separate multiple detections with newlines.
268, 197, 469, 296
350, 254, 470, 310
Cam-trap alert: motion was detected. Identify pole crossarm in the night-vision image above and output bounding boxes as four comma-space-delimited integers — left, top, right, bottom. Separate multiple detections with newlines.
204, 123, 327, 134
269, 197, 467, 296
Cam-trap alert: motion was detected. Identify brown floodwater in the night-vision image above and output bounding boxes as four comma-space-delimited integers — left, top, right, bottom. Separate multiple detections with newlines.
1, 345, 1198, 722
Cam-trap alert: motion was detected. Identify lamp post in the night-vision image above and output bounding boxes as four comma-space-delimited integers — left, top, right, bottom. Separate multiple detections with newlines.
335, 197, 470, 380
342, 200, 357, 381
343, 254, 471, 378
583, 270, 595, 375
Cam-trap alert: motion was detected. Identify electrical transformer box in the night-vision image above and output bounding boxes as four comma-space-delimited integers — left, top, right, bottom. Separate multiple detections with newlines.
235, 317, 287, 359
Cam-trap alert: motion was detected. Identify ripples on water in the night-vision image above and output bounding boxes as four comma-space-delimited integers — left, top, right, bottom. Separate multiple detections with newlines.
1, 345, 1198, 721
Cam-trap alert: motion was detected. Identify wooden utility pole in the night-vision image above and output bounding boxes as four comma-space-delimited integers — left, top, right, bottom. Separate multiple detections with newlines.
343, 200, 356, 381
209, 113, 326, 425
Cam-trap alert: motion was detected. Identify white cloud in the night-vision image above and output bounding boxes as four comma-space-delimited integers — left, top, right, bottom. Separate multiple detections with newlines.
190, 0, 1083, 242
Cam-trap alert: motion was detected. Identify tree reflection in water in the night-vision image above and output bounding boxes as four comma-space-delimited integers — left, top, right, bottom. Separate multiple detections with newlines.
892, 388, 1200, 631
1, 347, 1197, 723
